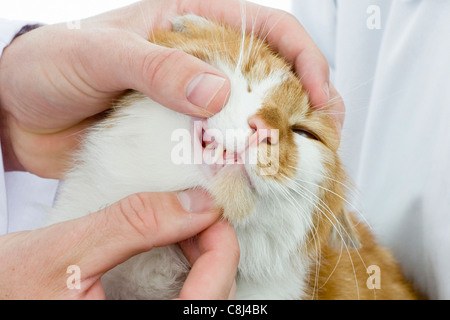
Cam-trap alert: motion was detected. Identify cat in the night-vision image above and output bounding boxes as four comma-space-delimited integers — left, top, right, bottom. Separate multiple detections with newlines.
47, 14, 418, 300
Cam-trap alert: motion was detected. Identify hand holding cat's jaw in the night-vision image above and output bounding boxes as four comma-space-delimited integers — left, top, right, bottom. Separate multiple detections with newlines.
88, 189, 238, 299
0, 189, 238, 299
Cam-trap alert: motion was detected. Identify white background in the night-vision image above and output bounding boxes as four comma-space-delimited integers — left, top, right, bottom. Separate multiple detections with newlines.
0, 0, 292, 24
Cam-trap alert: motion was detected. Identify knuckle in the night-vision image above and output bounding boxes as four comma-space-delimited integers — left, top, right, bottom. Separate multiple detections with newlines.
125, 193, 147, 213
116, 193, 158, 239
142, 47, 186, 89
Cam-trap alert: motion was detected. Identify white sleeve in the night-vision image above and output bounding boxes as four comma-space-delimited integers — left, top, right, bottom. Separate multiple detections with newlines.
291, 0, 337, 80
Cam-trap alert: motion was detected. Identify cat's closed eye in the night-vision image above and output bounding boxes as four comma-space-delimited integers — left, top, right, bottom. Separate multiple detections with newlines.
292, 127, 320, 141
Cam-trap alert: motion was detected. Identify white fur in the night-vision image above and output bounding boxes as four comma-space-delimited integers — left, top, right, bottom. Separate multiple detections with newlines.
233, 135, 325, 299
47, 16, 327, 299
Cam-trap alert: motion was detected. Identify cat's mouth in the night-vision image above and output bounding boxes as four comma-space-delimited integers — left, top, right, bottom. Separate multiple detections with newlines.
192, 119, 255, 189
189, 118, 258, 222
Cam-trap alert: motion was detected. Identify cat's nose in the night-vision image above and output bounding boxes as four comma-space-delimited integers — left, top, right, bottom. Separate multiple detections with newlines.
247, 116, 279, 148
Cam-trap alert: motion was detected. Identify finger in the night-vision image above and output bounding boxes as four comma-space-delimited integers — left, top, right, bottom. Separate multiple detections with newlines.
179, 236, 201, 265
228, 280, 237, 300
294, 48, 330, 109
111, 34, 230, 118
178, 220, 239, 300
59, 189, 221, 285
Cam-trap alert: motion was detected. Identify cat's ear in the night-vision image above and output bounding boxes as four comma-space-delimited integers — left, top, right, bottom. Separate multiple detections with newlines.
328, 210, 361, 250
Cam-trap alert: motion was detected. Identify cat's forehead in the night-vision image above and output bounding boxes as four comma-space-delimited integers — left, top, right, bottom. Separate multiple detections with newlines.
207, 59, 309, 132
209, 38, 309, 119
219, 48, 311, 126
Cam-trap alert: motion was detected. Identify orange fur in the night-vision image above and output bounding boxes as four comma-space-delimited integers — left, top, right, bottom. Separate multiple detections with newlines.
312, 218, 419, 300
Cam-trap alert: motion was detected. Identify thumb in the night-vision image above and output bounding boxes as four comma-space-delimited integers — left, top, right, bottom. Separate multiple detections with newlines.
73, 189, 221, 281
124, 37, 230, 117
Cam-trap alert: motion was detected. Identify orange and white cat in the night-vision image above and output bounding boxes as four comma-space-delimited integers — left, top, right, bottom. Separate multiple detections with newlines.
47, 15, 418, 299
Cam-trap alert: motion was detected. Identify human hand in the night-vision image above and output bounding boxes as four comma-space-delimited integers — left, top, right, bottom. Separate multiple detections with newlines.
179, 220, 239, 300
0, 189, 239, 299
0, 0, 343, 179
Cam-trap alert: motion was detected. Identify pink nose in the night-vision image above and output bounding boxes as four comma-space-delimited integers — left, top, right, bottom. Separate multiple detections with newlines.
247, 116, 279, 148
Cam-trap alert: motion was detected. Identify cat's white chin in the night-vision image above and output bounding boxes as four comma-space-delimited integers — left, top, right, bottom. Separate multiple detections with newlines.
206, 165, 256, 223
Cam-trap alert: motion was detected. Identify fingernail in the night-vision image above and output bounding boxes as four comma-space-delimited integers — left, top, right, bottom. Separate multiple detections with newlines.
187, 73, 226, 110
177, 189, 215, 213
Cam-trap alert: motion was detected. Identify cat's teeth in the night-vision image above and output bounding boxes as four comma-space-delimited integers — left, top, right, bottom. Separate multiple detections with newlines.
204, 143, 224, 164
204, 143, 214, 150
212, 143, 224, 164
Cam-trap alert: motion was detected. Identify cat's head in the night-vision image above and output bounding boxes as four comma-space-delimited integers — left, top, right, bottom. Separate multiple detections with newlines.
151, 15, 358, 249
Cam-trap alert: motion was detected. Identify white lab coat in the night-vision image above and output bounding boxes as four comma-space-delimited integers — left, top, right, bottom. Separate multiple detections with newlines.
1, 0, 449, 299
292, 0, 450, 299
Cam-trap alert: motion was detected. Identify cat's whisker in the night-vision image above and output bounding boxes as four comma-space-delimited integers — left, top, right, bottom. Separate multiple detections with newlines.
245, 6, 259, 68
280, 173, 369, 299
291, 166, 363, 212
312, 94, 345, 110
295, 175, 372, 231
295, 196, 334, 298
249, 16, 270, 63
287, 175, 379, 299
277, 175, 341, 298
273, 183, 324, 299
222, 87, 232, 111
282, 175, 347, 247
235, 1, 248, 73
138, 1, 155, 42
319, 237, 345, 291
254, 14, 287, 63
289, 165, 359, 196
287, 165, 370, 229
63, 127, 92, 140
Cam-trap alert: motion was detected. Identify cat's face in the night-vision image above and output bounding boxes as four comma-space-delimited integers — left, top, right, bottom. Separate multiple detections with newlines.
152, 15, 351, 247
